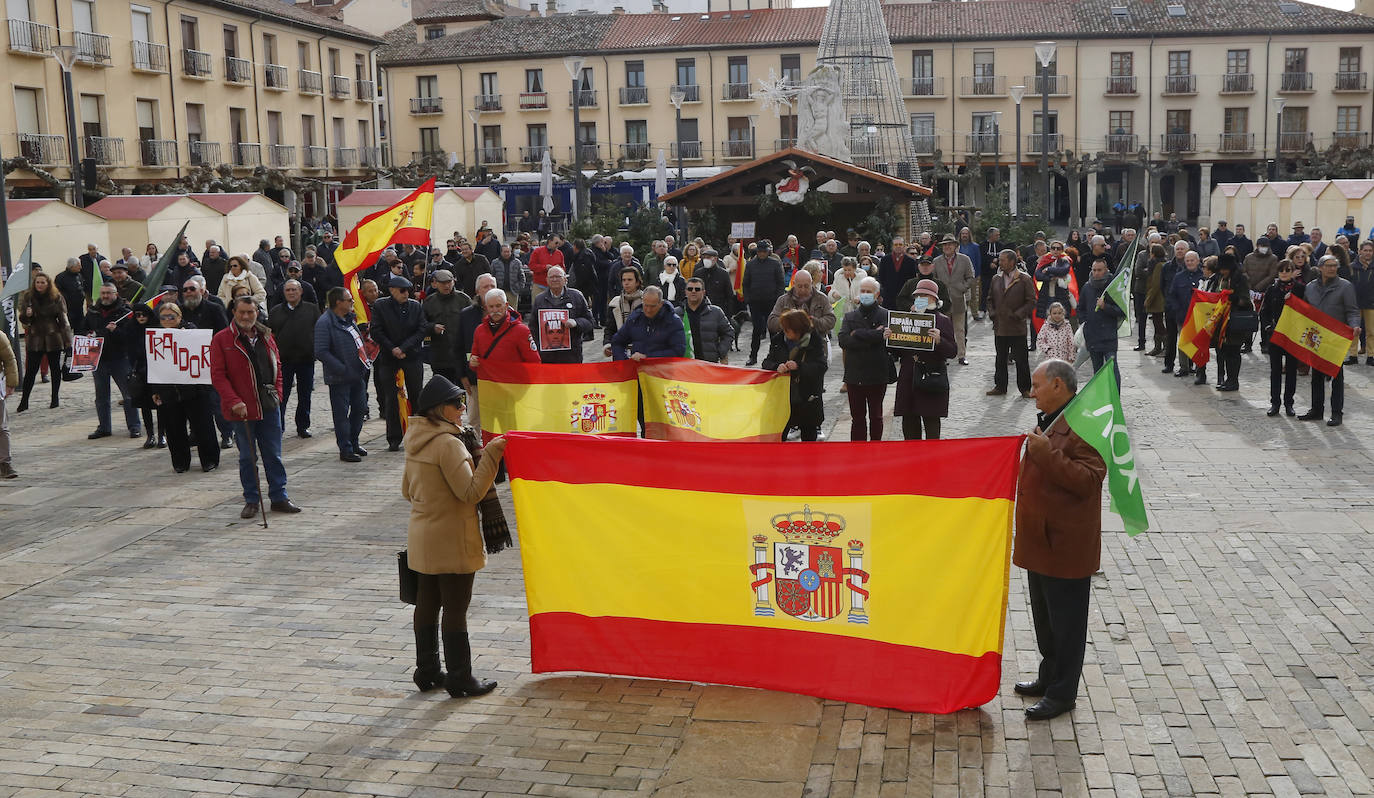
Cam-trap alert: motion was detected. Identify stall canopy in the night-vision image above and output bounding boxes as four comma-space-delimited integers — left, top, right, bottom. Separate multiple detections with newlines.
1211, 179, 1374, 236
336, 187, 504, 247
189, 193, 290, 257
6, 199, 109, 273
85, 195, 224, 256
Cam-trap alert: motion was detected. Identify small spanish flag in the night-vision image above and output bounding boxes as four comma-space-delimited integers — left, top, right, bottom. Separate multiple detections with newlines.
336, 178, 437, 323
477, 360, 639, 443
395, 370, 412, 433
505, 432, 1023, 713
637, 358, 790, 441
1177, 289, 1231, 366
1270, 293, 1356, 378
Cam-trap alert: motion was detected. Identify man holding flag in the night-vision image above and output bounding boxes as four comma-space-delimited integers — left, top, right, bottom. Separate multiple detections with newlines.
1288, 256, 1361, 426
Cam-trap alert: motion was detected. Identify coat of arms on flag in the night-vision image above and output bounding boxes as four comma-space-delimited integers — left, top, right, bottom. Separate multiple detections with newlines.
662, 385, 702, 431
569, 390, 618, 433
749, 506, 870, 624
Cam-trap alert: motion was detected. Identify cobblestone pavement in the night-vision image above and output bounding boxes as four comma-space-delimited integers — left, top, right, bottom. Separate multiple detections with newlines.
1, 318, 1372, 798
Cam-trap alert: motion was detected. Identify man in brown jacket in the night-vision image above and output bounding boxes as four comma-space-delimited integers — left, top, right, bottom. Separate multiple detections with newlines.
1013, 359, 1108, 720
766, 269, 836, 338
985, 250, 1036, 397
0, 330, 18, 478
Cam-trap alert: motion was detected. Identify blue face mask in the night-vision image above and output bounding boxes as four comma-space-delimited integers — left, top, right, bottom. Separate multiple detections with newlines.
858, 293, 876, 306
913, 296, 930, 312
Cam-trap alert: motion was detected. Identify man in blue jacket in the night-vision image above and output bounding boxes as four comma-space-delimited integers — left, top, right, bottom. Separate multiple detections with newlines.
314, 287, 371, 462
1077, 257, 1127, 386
610, 286, 686, 360
1165, 251, 1204, 380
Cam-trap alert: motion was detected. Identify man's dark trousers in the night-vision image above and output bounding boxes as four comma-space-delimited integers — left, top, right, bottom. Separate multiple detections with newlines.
378, 358, 424, 446
1027, 570, 1091, 703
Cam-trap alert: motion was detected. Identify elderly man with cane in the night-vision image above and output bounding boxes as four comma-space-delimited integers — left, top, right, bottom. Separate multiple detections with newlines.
210, 295, 301, 521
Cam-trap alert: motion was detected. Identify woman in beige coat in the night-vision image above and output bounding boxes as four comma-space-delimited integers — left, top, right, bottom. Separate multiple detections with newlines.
217, 255, 266, 308
402, 374, 507, 697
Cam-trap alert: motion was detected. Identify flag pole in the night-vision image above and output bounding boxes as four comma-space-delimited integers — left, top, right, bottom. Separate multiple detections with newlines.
244, 420, 270, 529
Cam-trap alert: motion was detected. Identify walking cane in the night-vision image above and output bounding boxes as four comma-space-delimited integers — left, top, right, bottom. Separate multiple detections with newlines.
243, 419, 270, 529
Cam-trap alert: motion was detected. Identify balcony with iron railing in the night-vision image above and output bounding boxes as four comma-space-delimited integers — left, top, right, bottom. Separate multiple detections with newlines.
906, 76, 945, 97
519, 92, 547, 110
83, 136, 123, 165
139, 139, 177, 166
268, 144, 294, 167
1162, 74, 1196, 95
409, 96, 443, 114
360, 146, 382, 167
474, 93, 501, 111
1219, 132, 1255, 153
1027, 133, 1063, 154
620, 142, 649, 160
233, 142, 261, 167
7, 18, 53, 55
299, 69, 322, 94
520, 145, 550, 162
264, 64, 287, 90
334, 147, 357, 167
965, 132, 1001, 153
1160, 132, 1197, 153
304, 146, 327, 168
182, 48, 211, 78
721, 82, 751, 101
1105, 75, 1137, 95
568, 89, 598, 108
130, 40, 167, 72
672, 140, 702, 160
1279, 131, 1312, 152
1105, 133, 1138, 156
722, 138, 755, 159
73, 30, 110, 65
17, 133, 64, 164
479, 146, 507, 165
330, 74, 350, 97
775, 137, 797, 151
225, 56, 251, 84
1023, 74, 1069, 96
357, 79, 375, 101
911, 134, 937, 155
1334, 71, 1368, 92
569, 143, 603, 163
1221, 72, 1254, 93
960, 75, 1006, 97
188, 140, 220, 166
1279, 71, 1313, 92
619, 86, 649, 105
411, 149, 444, 162
670, 83, 700, 103
1333, 130, 1370, 148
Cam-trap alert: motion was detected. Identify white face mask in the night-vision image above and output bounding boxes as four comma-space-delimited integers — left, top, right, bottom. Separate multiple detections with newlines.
702, 258, 715, 268
913, 297, 930, 312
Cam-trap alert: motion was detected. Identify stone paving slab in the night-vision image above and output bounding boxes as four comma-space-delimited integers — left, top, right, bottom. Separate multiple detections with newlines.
0, 320, 1372, 797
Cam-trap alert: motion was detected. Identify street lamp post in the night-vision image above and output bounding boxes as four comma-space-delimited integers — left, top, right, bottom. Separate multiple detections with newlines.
564, 56, 586, 221
1271, 96, 1287, 181
51, 45, 82, 207
992, 110, 1003, 192
1035, 41, 1056, 223
1009, 84, 1025, 219
466, 108, 483, 183
669, 88, 686, 185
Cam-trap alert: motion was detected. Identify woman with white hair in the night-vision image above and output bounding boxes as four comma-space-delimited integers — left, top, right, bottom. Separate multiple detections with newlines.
658, 256, 686, 307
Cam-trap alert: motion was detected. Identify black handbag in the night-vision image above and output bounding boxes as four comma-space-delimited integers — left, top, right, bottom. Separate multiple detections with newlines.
912, 360, 950, 394
1227, 309, 1259, 336
397, 550, 418, 605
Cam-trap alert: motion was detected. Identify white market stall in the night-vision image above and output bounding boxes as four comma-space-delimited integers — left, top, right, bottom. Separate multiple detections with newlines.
5, 199, 109, 272
336, 187, 504, 246
85, 195, 224, 255
189, 193, 290, 257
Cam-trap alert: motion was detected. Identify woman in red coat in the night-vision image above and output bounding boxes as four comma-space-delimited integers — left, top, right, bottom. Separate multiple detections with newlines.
468, 288, 540, 372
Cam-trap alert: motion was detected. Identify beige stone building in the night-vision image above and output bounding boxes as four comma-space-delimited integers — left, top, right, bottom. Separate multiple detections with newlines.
4, 0, 384, 218
377, 0, 1374, 226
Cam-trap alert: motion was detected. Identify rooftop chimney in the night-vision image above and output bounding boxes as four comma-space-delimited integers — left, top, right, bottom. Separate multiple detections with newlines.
546, 0, 557, 12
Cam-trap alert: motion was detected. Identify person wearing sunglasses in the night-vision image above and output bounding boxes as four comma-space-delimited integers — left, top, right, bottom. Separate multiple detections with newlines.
148, 303, 219, 473
682, 276, 733, 364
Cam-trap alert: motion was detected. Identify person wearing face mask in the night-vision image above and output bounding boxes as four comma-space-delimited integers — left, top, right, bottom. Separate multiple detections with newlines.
892, 280, 957, 440
1261, 261, 1306, 412
1243, 239, 1280, 294
837, 277, 892, 441
693, 248, 735, 313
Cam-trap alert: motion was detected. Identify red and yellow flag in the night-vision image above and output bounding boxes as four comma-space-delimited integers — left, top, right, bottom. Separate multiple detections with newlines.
637, 358, 789, 441
337, 178, 437, 323
506, 432, 1022, 713
477, 360, 639, 443
396, 370, 411, 434
1177, 289, 1231, 366
1270, 293, 1356, 377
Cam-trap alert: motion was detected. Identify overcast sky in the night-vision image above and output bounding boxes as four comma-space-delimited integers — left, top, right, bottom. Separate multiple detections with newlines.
789, 0, 1354, 10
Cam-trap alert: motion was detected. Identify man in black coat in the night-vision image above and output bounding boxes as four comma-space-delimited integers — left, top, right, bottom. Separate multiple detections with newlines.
200, 245, 231, 295
370, 274, 431, 450
740, 240, 786, 366
56, 258, 87, 334
421, 269, 471, 383
590, 235, 615, 324
528, 266, 594, 364
298, 250, 341, 300
267, 282, 322, 438
449, 242, 488, 297
474, 227, 502, 263
83, 284, 142, 439
876, 237, 917, 310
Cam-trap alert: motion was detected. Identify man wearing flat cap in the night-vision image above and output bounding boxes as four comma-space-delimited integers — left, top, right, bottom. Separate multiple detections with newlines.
371, 274, 432, 451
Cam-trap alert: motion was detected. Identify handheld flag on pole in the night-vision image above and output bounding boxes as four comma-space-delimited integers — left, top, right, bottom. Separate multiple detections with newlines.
1106, 237, 1137, 337
133, 220, 190, 304
1055, 361, 1149, 536
90, 260, 103, 305
1269, 293, 1356, 377
0, 236, 34, 303
335, 178, 437, 323
1176, 289, 1231, 366
396, 370, 412, 434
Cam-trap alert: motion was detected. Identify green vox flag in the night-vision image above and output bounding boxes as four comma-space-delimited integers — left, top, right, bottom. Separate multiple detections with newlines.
90, 259, 103, 305
1057, 360, 1149, 536
681, 311, 694, 359
134, 220, 190, 303
1106, 236, 1136, 337
0, 236, 34, 303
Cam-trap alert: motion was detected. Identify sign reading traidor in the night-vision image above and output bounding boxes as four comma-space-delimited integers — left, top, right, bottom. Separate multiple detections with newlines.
146, 328, 215, 385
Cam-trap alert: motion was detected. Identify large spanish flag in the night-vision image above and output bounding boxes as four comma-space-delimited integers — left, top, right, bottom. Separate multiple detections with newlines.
336, 178, 437, 322
477, 360, 639, 443
637, 358, 790, 441
506, 432, 1023, 713
1270, 292, 1356, 377
1177, 289, 1231, 366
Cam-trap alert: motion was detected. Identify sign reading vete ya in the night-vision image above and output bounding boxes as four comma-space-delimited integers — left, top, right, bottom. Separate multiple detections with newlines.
146, 328, 215, 385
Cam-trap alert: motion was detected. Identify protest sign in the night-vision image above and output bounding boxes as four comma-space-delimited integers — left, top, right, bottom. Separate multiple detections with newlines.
70, 336, 103, 373
729, 221, 756, 239
146, 328, 214, 385
538, 308, 572, 351
887, 311, 936, 351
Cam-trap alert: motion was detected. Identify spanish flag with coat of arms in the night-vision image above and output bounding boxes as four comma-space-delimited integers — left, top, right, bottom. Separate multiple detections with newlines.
335, 178, 437, 322
505, 432, 1023, 713
1269, 293, 1356, 377
1177, 289, 1231, 366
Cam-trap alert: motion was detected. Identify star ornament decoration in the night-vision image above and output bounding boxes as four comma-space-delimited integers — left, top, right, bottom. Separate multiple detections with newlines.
752, 68, 799, 118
